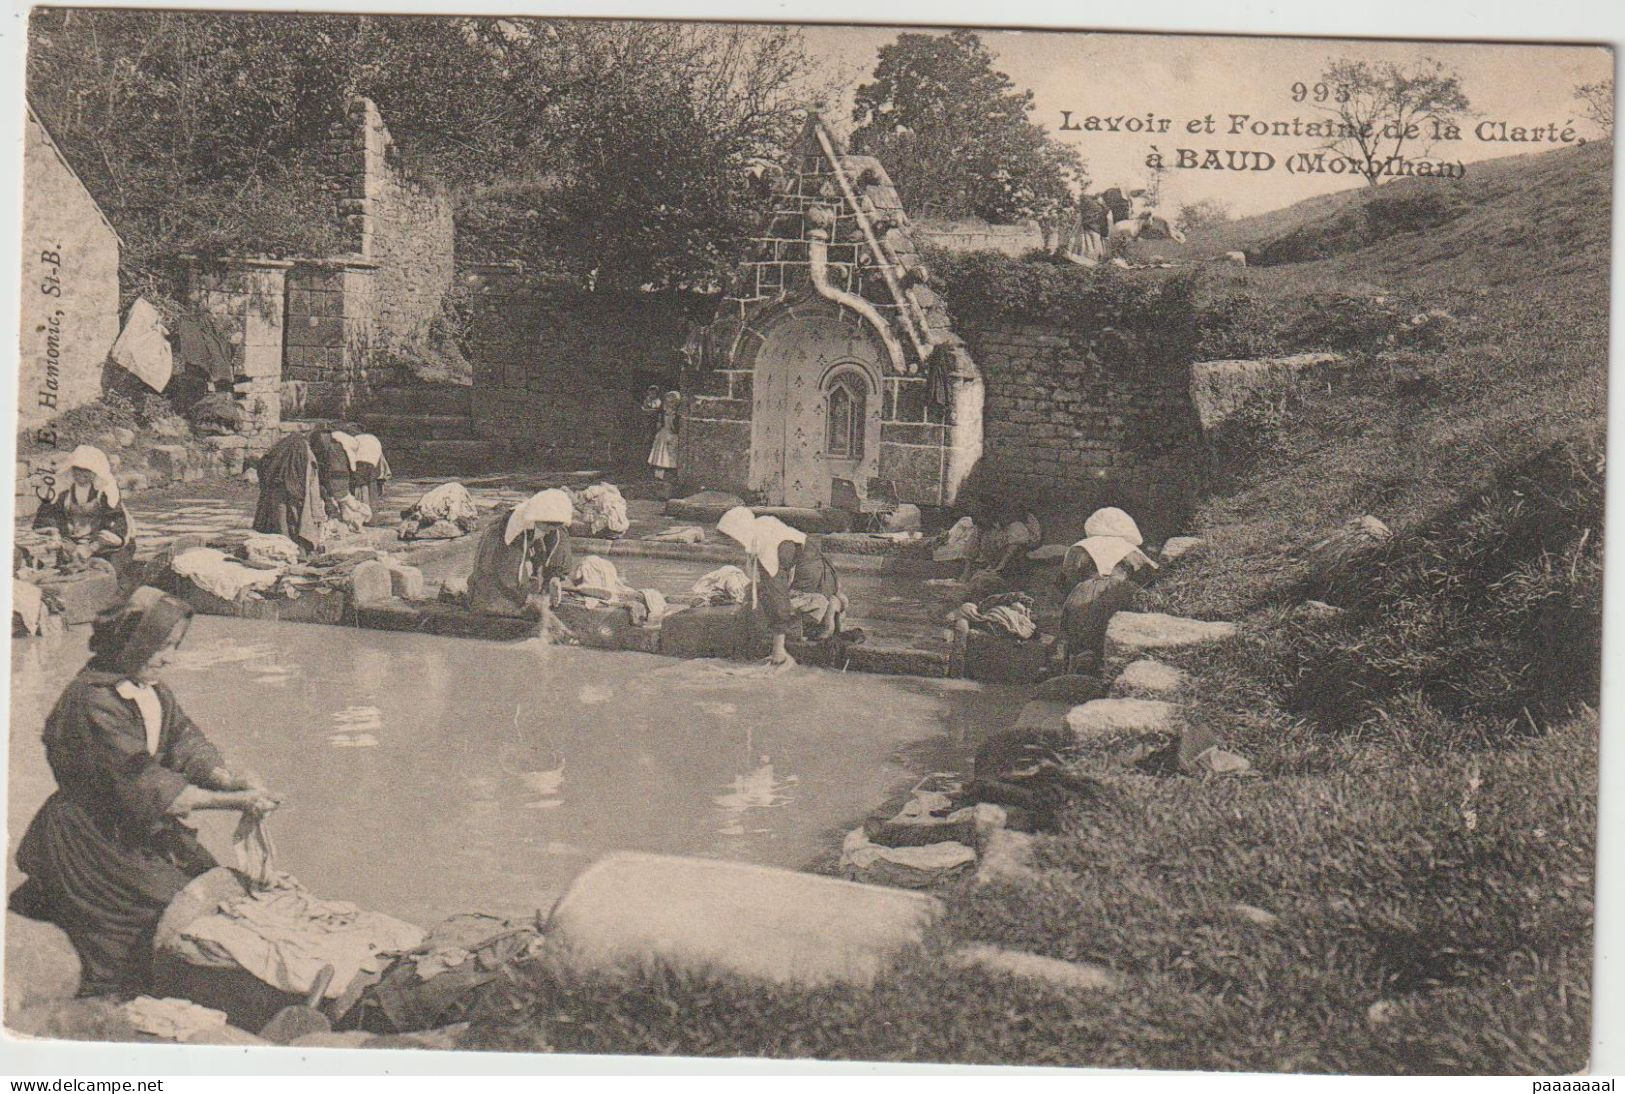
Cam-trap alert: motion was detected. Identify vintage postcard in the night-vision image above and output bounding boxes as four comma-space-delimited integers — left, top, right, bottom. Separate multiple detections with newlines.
3, 6, 1612, 1077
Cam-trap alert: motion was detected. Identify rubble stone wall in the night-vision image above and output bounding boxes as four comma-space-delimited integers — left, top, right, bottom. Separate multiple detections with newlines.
463, 269, 703, 465
323, 97, 454, 361
957, 322, 1201, 517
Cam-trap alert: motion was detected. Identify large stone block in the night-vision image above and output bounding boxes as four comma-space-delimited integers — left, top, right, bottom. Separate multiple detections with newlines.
5, 913, 81, 1019
349, 560, 395, 606
965, 631, 1052, 684
544, 852, 942, 988
1103, 612, 1237, 671
1066, 698, 1182, 741
1012, 700, 1072, 733
1109, 658, 1189, 699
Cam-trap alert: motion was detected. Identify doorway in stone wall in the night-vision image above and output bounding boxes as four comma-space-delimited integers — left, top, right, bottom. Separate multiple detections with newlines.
749, 306, 885, 508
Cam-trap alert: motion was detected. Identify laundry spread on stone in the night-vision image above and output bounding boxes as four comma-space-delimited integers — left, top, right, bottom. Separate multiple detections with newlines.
171, 547, 284, 602
691, 565, 750, 605
954, 592, 1039, 639
180, 876, 424, 1000
569, 483, 630, 538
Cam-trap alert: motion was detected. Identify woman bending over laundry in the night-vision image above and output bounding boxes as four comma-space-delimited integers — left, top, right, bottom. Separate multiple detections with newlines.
467, 488, 576, 620
9, 588, 281, 996
252, 429, 353, 555
32, 445, 135, 579
718, 507, 849, 667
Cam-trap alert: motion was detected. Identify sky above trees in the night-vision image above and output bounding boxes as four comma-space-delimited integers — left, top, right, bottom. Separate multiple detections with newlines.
801, 26, 1612, 216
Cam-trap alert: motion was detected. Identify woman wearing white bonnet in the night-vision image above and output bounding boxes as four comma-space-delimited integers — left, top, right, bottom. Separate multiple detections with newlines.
717, 506, 852, 666
467, 488, 577, 619
1062, 506, 1159, 586
32, 444, 135, 578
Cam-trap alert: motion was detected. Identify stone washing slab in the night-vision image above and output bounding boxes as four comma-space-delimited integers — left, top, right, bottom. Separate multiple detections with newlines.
1108, 658, 1188, 699
949, 944, 1120, 994
544, 852, 942, 988
1104, 612, 1237, 670
1066, 698, 1183, 742
1012, 700, 1074, 733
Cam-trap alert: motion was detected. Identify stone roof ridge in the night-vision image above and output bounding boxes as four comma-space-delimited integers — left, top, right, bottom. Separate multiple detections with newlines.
801, 114, 967, 366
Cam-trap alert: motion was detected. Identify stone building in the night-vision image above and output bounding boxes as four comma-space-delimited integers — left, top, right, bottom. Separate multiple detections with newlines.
180, 96, 455, 448
681, 116, 983, 509
18, 104, 121, 434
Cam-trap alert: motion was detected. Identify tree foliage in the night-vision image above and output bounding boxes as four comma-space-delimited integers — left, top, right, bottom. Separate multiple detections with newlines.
1176, 198, 1233, 234
1314, 57, 1471, 187
26, 11, 828, 294
1573, 79, 1614, 133
850, 30, 1083, 225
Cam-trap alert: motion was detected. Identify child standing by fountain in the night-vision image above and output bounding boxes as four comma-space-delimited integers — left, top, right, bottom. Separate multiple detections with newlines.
648, 390, 681, 480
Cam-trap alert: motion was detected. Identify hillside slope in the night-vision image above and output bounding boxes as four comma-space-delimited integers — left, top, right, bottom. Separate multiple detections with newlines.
1168, 140, 1610, 621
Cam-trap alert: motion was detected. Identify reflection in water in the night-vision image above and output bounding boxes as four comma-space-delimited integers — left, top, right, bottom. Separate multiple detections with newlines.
8, 618, 1011, 926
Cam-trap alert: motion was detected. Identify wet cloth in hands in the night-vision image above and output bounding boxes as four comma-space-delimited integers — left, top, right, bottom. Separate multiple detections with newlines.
180, 876, 424, 999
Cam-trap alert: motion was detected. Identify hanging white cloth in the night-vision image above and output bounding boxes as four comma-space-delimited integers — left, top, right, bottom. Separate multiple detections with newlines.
110, 298, 173, 392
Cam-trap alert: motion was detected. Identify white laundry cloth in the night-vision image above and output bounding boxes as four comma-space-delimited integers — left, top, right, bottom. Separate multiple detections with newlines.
691, 565, 750, 604
171, 547, 283, 601
12, 579, 45, 635
110, 298, 174, 392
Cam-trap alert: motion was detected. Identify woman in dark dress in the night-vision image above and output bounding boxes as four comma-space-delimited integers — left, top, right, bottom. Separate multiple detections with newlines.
32, 445, 135, 579
9, 588, 281, 996
252, 430, 352, 554
717, 508, 849, 667
467, 489, 576, 619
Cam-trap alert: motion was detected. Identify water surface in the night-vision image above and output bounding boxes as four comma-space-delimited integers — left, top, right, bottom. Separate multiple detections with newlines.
8, 618, 1017, 927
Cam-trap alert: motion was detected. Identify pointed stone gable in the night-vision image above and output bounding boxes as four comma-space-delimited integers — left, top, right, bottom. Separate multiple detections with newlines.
712, 115, 974, 381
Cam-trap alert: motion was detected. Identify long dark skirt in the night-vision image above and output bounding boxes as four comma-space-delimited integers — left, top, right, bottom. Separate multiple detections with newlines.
11, 793, 217, 995
253, 434, 319, 552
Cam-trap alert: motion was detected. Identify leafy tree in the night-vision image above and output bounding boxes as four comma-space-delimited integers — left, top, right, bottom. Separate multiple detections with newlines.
26, 11, 824, 295
1176, 198, 1233, 234
850, 30, 1083, 224
1313, 57, 1471, 187
1574, 79, 1614, 133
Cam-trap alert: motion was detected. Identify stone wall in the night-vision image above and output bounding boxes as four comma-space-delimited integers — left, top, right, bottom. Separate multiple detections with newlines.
18, 109, 120, 433
957, 323, 1201, 523
463, 268, 702, 465
911, 219, 1047, 258
322, 97, 455, 362
281, 260, 377, 418
183, 258, 289, 452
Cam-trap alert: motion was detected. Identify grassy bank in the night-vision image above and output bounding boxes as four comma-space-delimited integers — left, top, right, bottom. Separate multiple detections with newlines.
459, 142, 1607, 1072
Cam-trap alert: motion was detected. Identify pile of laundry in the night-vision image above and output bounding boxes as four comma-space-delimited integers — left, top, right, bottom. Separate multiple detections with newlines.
11, 578, 65, 637
167, 534, 385, 604
691, 564, 750, 605
398, 482, 482, 542
345, 913, 546, 1034
838, 774, 982, 888
178, 878, 424, 1007
951, 591, 1040, 639
564, 555, 687, 626
568, 483, 630, 539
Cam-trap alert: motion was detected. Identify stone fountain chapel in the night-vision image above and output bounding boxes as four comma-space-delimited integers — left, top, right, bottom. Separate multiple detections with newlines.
680, 117, 983, 510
